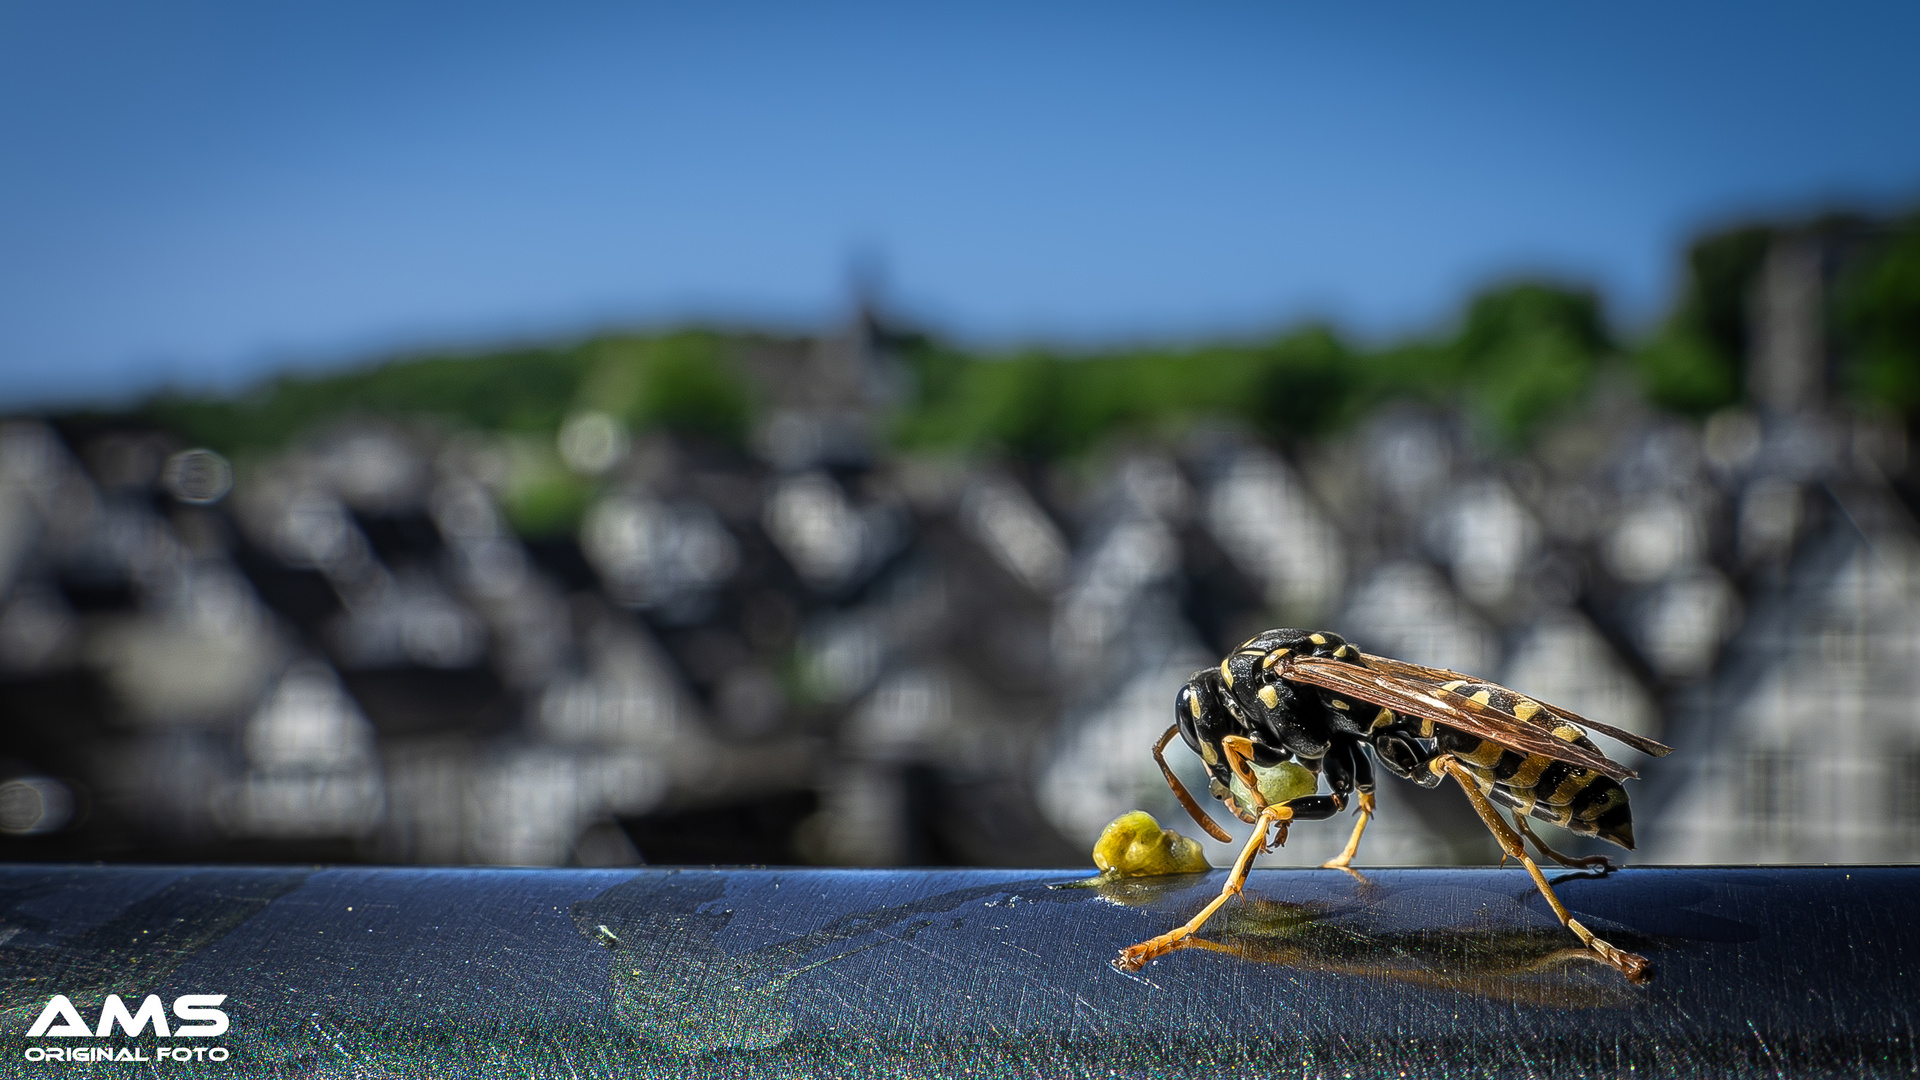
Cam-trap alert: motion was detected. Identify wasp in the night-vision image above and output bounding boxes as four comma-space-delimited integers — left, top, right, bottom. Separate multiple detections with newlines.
1115, 628, 1673, 982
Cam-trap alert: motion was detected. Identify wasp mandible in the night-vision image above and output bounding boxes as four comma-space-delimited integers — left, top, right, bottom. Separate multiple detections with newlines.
1115, 628, 1673, 982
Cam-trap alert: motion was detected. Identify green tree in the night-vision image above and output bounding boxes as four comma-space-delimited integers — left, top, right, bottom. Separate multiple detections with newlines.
612, 332, 754, 446
1841, 213, 1920, 421
1632, 226, 1772, 415
1246, 328, 1361, 443
145, 347, 589, 457
1449, 283, 1609, 445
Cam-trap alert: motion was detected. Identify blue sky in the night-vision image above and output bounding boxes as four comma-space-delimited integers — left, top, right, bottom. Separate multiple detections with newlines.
2, 1, 1918, 406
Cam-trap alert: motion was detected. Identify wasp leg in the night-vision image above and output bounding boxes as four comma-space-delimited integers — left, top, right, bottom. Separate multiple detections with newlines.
1153, 724, 1235, 843
1220, 734, 1285, 836
1321, 791, 1376, 878
1322, 745, 1374, 877
1219, 736, 1267, 808
1114, 802, 1293, 972
1431, 755, 1650, 984
1512, 811, 1617, 874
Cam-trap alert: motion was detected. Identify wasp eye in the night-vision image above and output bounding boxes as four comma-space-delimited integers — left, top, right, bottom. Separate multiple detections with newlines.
1174, 685, 1204, 749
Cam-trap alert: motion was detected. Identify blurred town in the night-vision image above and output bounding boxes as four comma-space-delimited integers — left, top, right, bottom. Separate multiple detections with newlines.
2, 210, 1919, 870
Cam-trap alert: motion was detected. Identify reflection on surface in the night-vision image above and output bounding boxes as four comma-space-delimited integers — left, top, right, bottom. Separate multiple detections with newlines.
1086, 873, 1655, 1008
0, 870, 310, 1024
572, 878, 878, 1055
571, 873, 1010, 1054
588, 912, 848, 1055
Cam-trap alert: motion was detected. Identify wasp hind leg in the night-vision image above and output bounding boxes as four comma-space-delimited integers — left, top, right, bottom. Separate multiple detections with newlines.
1511, 810, 1618, 875
1114, 803, 1292, 972
1431, 756, 1650, 984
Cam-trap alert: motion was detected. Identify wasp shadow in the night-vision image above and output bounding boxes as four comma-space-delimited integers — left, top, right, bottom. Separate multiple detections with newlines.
1084, 872, 1665, 1008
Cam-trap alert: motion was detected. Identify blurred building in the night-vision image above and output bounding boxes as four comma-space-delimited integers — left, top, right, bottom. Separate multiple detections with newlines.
2, 234, 1918, 869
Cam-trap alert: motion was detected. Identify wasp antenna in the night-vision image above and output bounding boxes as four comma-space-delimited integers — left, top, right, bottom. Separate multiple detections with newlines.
1153, 724, 1234, 844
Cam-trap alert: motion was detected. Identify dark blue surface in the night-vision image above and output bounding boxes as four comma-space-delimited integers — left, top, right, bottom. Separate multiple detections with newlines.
0, 865, 1914, 1076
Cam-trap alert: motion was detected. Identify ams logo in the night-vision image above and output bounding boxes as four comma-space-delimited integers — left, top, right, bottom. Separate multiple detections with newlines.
25, 994, 229, 1038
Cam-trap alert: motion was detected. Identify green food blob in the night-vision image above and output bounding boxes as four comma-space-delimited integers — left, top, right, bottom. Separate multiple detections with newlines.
1091, 811, 1213, 876
1228, 760, 1320, 817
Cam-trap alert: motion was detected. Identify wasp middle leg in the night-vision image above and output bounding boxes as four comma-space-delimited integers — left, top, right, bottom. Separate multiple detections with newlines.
1320, 743, 1374, 876
1320, 792, 1375, 877
1432, 755, 1649, 983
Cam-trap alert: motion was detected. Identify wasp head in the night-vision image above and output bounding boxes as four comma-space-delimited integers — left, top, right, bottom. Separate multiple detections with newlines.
1174, 667, 1316, 819
1173, 670, 1236, 782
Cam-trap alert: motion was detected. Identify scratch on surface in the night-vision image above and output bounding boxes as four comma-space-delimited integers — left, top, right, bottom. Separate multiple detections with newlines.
307, 1015, 356, 1063
999, 940, 1046, 962
1068, 992, 1105, 1041
859, 924, 971, 975
780, 938, 887, 981
1108, 963, 1164, 991
1749, 1019, 1786, 1080
801, 974, 865, 1017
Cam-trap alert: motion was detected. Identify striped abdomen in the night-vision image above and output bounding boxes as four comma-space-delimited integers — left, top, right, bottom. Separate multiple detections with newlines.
1429, 680, 1636, 850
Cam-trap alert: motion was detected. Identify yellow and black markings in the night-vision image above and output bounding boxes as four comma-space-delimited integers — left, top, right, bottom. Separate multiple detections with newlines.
1427, 679, 1634, 848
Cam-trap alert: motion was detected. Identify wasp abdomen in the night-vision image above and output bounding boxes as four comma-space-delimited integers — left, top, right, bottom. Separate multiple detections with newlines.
1430, 680, 1636, 849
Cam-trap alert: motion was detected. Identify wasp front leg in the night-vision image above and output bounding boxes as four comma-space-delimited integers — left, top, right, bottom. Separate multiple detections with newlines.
1114, 802, 1292, 972
1114, 792, 1345, 971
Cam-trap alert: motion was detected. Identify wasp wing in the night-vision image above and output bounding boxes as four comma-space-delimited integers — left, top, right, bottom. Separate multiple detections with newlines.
1279, 655, 1638, 783
1358, 653, 1675, 759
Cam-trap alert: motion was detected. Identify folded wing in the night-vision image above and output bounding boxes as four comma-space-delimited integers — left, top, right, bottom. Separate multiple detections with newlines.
1359, 653, 1675, 759
1280, 655, 1640, 783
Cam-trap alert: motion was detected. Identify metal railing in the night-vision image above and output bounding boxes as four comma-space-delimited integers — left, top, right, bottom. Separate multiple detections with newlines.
0, 864, 1913, 1077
